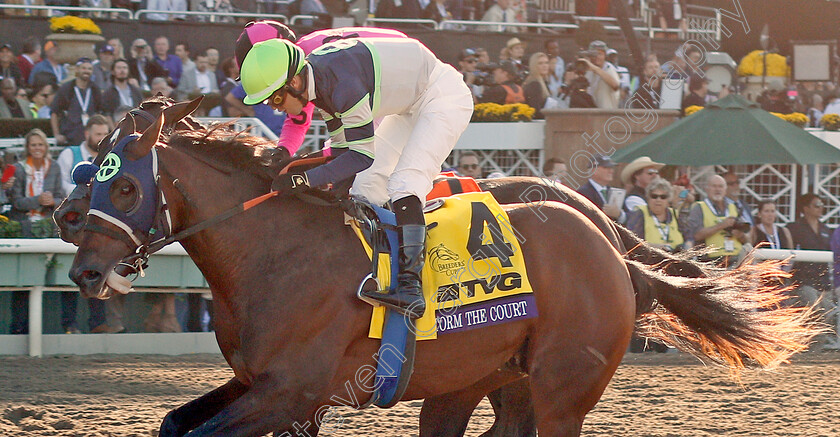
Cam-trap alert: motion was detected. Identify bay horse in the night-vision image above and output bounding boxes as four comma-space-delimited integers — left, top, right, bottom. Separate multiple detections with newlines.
68, 118, 819, 436
53, 97, 708, 436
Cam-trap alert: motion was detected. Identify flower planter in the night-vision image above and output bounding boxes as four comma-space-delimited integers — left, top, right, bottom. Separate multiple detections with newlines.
46, 33, 105, 64
455, 121, 545, 150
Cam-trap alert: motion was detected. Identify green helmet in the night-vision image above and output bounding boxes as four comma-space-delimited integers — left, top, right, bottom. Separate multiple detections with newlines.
240, 39, 306, 105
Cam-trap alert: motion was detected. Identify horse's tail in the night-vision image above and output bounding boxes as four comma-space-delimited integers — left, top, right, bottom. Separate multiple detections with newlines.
625, 253, 826, 373
616, 223, 707, 278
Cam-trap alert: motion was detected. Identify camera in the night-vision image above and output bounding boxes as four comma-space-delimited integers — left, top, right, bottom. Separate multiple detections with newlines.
472, 63, 495, 86
725, 221, 751, 233
574, 50, 595, 75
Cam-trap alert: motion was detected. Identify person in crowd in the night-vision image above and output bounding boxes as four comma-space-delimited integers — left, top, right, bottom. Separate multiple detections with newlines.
196, 0, 235, 22
808, 93, 824, 128
759, 81, 793, 115
688, 174, 748, 266
828, 226, 840, 348
152, 36, 183, 87
0, 78, 32, 119
128, 38, 166, 91
175, 42, 195, 76
628, 58, 662, 109
457, 48, 483, 102
523, 52, 558, 119
542, 157, 568, 184
50, 58, 102, 147
544, 39, 564, 98
175, 53, 218, 103
480, 0, 522, 32
481, 60, 525, 105
150, 76, 173, 97
751, 200, 792, 250
606, 48, 631, 106
559, 65, 597, 108
823, 90, 840, 116
653, 0, 687, 34
375, 0, 422, 19
112, 104, 132, 124
786, 193, 832, 293
29, 41, 66, 85
219, 57, 240, 117
102, 58, 143, 117
474, 47, 490, 65
80, 0, 112, 17
581, 40, 620, 109
224, 82, 285, 136
0, 44, 23, 86
681, 76, 708, 115
422, 0, 451, 22
146, 0, 187, 20
91, 44, 115, 91
107, 37, 125, 60
457, 151, 483, 178
506, 38, 526, 73
621, 156, 664, 213
577, 154, 624, 222
206, 47, 223, 84
627, 178, 686, 252
16, 37, 40, 84
7, 130, 70, 333
29, 81, 55, 119
722, 171, 754, 226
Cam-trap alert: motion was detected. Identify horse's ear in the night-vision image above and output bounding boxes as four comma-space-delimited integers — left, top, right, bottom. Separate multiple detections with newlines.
126, 114, 164, 161
162, 96, 203, 128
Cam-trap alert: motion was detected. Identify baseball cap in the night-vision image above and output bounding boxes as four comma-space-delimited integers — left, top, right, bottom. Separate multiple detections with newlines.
97, 44, 115, 54
76, 57, 93, 65
591, 154, 616, 168
44, 41, 55, 51
588, 40, 608, 52
0, 44, 12, 51
458, 48, 477, 61
606, 48, 617, 56
490, 60, 519, 78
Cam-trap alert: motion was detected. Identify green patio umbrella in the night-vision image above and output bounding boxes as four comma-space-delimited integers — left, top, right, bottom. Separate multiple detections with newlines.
612, 95, 840, 165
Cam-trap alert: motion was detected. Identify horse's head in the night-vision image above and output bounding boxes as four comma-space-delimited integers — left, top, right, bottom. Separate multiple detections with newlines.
69, 115, 169, 299
54, 96, 203, 245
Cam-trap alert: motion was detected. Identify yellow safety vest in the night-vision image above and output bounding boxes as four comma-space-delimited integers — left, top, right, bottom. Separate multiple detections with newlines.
638, 205, 684, 250
697, 200, 741, 257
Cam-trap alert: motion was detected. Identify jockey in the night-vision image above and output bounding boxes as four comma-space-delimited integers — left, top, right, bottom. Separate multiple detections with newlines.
233, 21, 407, 158
239, 37, 474, 319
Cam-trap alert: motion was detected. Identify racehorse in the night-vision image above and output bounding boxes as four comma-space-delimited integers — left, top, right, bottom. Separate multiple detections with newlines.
68, 117, 820, 436
53, 96, 703, 436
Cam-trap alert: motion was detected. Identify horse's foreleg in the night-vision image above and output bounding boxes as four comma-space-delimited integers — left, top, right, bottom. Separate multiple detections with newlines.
159, 377, 249, 437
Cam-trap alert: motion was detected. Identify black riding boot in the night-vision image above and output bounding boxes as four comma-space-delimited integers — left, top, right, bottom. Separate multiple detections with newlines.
360, 196, 427, 319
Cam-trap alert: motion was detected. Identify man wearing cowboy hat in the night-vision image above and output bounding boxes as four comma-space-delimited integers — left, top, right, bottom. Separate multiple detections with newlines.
621, 156, 664, 214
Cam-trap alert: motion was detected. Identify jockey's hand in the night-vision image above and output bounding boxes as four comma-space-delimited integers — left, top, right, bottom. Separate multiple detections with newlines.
272, 172, 310, 196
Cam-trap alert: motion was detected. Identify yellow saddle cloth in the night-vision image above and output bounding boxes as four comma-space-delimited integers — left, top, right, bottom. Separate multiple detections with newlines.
352, 192, 535, 341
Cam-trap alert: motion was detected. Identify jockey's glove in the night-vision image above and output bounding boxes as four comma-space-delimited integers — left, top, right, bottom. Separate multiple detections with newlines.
272, 171, 310, 196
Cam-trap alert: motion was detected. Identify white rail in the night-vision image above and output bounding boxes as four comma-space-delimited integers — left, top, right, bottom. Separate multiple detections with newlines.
135, 8, 289, 21
0, 3, 133, 18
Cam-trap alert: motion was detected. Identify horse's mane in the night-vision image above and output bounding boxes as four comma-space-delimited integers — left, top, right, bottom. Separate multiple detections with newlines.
165, 123, 278, 181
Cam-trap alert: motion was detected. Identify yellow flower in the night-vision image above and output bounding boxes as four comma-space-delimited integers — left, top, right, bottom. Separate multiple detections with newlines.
684, 105, 703, 116
0, 215, 8, 223
472, 102, 536, 122
821, 113, 840, 131
783, 112, 808, 128
737, 50, 790, 77
50, 16, 101, 35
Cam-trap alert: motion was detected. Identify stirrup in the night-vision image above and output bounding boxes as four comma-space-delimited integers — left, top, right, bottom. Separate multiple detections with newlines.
356, 273, 383, 307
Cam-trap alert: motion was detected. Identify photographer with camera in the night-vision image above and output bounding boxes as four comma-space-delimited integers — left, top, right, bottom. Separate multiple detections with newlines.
480, 60, 526, 105
458, 48, 484, 102
579, 40, 620, 109
558, 60, 596, 108
688, 175, 749, 267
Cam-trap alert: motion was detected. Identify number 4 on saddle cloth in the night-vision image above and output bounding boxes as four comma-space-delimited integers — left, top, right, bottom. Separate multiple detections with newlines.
345, 175, 536, 409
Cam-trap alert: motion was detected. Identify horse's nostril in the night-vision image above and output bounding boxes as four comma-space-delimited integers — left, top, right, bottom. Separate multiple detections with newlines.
83, 270, 102, 283
64, 211, 82, 225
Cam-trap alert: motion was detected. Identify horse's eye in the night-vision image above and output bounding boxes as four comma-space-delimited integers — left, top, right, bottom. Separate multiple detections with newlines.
109, 177, 142, 214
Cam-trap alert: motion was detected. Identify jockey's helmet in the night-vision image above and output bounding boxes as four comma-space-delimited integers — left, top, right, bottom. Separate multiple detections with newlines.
234, 20, 297, 70
241, 39, 306, 105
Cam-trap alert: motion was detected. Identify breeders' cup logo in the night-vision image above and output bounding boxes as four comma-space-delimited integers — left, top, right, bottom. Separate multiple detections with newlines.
428, 243, 465, 276
96, 153, 121, 183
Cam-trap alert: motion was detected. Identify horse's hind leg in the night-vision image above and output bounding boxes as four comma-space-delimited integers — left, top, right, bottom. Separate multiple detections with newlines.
481, 379, 536, 437
159, 377, 248, 437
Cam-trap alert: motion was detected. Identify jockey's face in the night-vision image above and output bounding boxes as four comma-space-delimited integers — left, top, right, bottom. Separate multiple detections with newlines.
268, 75, 305, 115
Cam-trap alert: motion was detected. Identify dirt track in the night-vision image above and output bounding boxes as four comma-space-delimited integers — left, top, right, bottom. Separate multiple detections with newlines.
1, 351, 839, 436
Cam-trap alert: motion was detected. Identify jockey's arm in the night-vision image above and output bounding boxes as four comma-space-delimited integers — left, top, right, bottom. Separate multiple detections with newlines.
304, 98, 375, 187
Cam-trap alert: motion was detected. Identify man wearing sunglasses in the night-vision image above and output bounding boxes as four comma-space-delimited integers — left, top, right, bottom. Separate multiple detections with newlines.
240, 36, 473, 319
620, 156, 664, 214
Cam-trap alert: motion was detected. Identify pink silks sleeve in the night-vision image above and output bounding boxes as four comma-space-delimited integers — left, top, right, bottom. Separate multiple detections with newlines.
277, 101, 315, 156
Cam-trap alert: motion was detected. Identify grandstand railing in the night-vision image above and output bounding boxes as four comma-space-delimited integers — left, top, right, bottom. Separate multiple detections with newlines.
363, 17, 440, 29
134, 8, 289, 22
0, 3, 133, 18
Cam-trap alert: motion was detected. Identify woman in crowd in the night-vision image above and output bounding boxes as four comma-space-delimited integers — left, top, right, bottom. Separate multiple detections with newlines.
626, 178, 686, 253
523, 52, 558, 119
7, 129, 73, 333
752, 199, 793, 249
